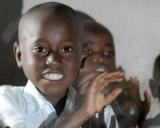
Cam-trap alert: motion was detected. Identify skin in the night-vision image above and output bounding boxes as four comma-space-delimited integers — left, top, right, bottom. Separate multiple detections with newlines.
71, 21, 123, 127
14, 9, 82, 105
75, 20, 150, 128
52, 71, 123, 128
14, 3, 123, 127
76, 21, 116, 93
116, 76, 150, 127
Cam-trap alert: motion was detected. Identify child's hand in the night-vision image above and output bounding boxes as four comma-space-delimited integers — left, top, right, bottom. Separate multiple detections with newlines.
80, 71, 124, 118
127, 76, 151, 127
128, 76, 151, 114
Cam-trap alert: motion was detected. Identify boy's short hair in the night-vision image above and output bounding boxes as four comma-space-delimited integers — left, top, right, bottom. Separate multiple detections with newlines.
84, 20, 114, 48
76, 10, 95, 22
153, 55, 160, 80
27, 2, 77, 19
18, 2, 84, 44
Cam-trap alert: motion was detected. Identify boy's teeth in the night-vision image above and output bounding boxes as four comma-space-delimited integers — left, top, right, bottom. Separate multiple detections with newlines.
96, 68, 105, 72
44, 73, 63, 80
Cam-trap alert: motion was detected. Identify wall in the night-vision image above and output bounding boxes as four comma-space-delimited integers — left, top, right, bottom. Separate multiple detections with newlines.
23, 0, 160, 118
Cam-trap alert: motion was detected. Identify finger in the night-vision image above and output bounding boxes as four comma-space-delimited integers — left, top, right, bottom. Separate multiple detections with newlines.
88, 71, 124, 93
78, 81, 90, 94
97, 71, 124, 85
97, 73, 124, 91
99, 78, 124, 95
105, 71, 124, 80
87, 71, 110, 93
96, 71, 124, 82
79, 72, 97, 86
78, 73, 98, 94
103, 88, 122, 106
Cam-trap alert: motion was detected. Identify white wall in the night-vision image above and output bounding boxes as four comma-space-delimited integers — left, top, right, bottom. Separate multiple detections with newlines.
22, 0, 160, 118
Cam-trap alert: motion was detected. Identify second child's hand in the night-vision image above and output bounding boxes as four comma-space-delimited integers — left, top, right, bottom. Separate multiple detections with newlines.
48, 71, 124, 128
80, 71, 124, 118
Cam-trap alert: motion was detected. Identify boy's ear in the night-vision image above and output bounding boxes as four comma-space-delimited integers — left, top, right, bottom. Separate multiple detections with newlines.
13, 41, 22, 68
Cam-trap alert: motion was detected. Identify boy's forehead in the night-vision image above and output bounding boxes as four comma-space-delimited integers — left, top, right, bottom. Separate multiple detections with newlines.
84, 21, 114, 44
85, 25, 112, 40
18, 7, 83, 45
19, 2, 82, 28
20, 8, 71, 27
85, 29, 114, 48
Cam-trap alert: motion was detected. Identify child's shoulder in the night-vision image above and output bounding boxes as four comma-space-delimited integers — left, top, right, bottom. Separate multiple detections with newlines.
0, 85, 24, 95
0, 85, 26, 127
0, 85, 24, 107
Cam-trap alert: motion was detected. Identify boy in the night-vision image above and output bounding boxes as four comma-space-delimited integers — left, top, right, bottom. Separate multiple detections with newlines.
77, 20, 120, 128
0, 2, 123, 128
143, 55, 160, 127
75, 19, 150, 128
149, 55, 160, 102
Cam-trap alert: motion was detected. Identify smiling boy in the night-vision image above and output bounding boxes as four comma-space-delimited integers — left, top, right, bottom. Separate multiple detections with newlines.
75, 19, 150, 128
0, 2, 123, 128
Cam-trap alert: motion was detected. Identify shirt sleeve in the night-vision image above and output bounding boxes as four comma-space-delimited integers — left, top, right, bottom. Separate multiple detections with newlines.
104, 105, 119, 128
0, 86, 27, 128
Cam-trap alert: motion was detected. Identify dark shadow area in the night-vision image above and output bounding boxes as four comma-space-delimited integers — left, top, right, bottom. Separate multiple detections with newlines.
0, 0, 27, 86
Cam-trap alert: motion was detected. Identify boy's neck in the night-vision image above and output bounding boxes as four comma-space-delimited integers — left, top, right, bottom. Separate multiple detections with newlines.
55, 92, 68, 116
46, 89, 68, 116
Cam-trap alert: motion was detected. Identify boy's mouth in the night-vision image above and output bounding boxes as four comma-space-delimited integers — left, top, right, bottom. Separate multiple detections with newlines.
96, 67, 106, 73
95, 64, 108, 73
43, 73, 64, 81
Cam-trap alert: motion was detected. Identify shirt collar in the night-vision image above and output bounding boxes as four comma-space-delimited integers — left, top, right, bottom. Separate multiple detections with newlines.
24, 80, 52, 108
24, 80, 79, 115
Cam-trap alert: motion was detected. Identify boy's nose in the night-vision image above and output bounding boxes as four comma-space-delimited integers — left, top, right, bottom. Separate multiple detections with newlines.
45, 53, 62, 65
93, 54, 107, 64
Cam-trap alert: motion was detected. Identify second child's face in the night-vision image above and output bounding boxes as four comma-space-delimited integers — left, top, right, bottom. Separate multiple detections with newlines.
18, 15, 81, 101
81, 30, 116, 77
150, 78, 160, 101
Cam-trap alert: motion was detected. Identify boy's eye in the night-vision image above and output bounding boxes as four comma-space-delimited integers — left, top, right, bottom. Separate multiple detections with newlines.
62, 46, 73, 53
33, 46, 48, 56
104, 51, 114, 58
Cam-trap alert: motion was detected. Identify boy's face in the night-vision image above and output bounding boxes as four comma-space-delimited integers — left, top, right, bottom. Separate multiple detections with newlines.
150, 57, 160, 101
150, 78, 160, 101
81, 30, 116, 77
16, 13, 81, 100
